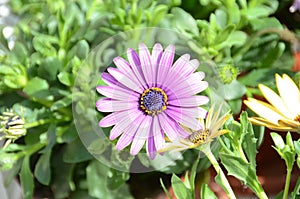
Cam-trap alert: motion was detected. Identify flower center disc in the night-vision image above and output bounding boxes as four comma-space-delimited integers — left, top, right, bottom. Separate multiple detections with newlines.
140, 87, 168, 116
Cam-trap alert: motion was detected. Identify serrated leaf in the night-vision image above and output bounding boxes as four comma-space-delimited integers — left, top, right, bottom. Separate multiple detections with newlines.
171, 7, 199, 35
240, 112, 257, 165
19, 156, 34, 199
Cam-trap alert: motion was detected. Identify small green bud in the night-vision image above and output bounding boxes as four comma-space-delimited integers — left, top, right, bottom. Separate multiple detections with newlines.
218, 64, 239, 84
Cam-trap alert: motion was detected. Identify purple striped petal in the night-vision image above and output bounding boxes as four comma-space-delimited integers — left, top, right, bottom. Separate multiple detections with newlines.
147, 135, 156, 160
107, 68, 143, 93
172, 54, 190, 72
139, 43, 153, 87
113, 57, 132, 72
152, 116, 164, 151
168, 95, 209, 107
96, 86, 139, 101
127, 48, 147, 88
156, 45, 175, 86
116, 114, 146, 150
165, 108, 202, 130
96, 98, 138, 112
151, 43, 163, 87
130, 115, 152, 155
99, 108, 140, 127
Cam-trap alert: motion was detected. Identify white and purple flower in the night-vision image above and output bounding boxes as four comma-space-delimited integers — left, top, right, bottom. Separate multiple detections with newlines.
96, 43, 209, 159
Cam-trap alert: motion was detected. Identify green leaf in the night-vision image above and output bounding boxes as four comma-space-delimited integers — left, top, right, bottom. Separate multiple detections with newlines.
250, 17, 282, 31
41, 124, 56, 152
63, 138, 93, 163
86, 161, 133, 199
201, 184, 218, 199
10, 42, 28, 64
50, 95, 72, 111
160, 178, 172, 199
291, 177, 300, 199
150, 5, 168, 26
171, 174, 189, 199
23, 77, 53, 100
271, 133, 285, 149
58, 72, 74, 86
51, 150, 75, 199
38, 57, 62, 81
106, 169, 130, 190
240, 112, 257, 165
34, 151, 51, 185
19, 156, 34, 199
171, 7, 199, 35
218, 80, 246, 100
189, 156, 200, 191
226, 31, 247, 47
215, 24, 236, 44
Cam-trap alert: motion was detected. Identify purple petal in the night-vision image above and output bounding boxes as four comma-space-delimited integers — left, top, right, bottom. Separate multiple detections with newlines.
168, 95, 209, 107
113, 57, 132, 72
96, 86, 139, 101
115, 114, 146, 150
99, 108, 140, 127
172, 54, 190, 72
107, 68, 143, 93
158, 113, 189, 140
168, 106, 207, 119
130, 115, 152, 155
156, 45, 175, 86
102, 72, 118, 86
96, 98, 138, 112
116, 132, 134, 151
151, 43, 163, 64
180, 59, 199, 77
165, 107, 202, 130
139, 43, 153, 87
151, 43, 163, 87
147, 134, 156, 160
127, 48, 148, 88
108, 109, 142, 139
152, 116, 164, 151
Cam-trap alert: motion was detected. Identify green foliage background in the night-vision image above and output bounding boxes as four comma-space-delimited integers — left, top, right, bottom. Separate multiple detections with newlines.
0, 0, 299, 198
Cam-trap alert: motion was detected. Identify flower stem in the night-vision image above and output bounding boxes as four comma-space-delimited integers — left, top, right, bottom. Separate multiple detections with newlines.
204, 147, 236, 199
283, 166, 292, 199
24, 118, 71, 129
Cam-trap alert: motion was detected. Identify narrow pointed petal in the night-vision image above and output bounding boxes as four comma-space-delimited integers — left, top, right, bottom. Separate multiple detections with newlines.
244, 98, 284, 124
107, 68, 143, 93
156, 45, 175, 86
96, 86, 139, 101
152, 116, 164, 151
127, 48, 147, 88
96, 98, 137, 112
168, 95, 209, 107
276, 74, 300, 117
259, 84, 293, 118
130, 116, 152, 155
139, 43, 153, 87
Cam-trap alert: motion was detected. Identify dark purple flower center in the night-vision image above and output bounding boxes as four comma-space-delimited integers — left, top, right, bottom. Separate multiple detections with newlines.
140, 87, 168, 116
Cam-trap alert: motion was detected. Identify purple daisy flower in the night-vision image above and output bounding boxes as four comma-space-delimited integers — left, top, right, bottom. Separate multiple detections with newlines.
96, 43, 209, 159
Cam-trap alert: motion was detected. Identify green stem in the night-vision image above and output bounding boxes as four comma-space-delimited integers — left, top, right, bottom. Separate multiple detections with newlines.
24, 118, 70, 129
283, 166, 293, 199
204, 147, 236, 199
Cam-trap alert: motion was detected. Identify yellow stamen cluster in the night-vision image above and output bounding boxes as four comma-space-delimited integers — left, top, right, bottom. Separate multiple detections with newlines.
188, 129, 209, 144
